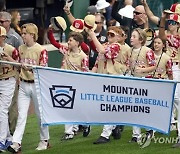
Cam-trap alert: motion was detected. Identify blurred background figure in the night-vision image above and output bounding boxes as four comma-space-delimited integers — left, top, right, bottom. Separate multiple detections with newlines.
95, 0, 110, 29
87, 5, 98, 15
0, 11, 23, 49
0, 0, 5, 11
95, 0, 110, 12
118, 0, 135, 19
105, 0, 116, 27
9, 10, 21, 35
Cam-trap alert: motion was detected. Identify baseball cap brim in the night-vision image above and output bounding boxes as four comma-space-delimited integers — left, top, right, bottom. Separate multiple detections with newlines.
84, 23, 97, 32
50, 17, 67, 31
164, 10, 174, 14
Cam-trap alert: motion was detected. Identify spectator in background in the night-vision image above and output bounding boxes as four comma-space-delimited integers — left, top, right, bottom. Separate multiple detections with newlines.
95, 0, 110, 13
112, 0, 148, 44
95, 0, 110, 29
9, 10, 21, 35
87, 5, 98, 15
105, 0, 116, 27
118, 0, 135, 19
0, 0, 5, 11
0, 12, 23, 49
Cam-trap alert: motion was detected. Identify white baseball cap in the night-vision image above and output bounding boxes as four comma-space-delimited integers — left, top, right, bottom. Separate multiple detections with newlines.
95, 0, 110, 10
50, 16, 67, 31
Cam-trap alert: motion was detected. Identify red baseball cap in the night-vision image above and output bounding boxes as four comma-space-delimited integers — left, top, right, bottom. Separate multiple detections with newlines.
70, 19, 84, 33
164, 3, 180, 14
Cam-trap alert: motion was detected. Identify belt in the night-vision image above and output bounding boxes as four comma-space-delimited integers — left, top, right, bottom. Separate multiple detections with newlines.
0, 77, 9, 81
20, 78, 34, 83
172, 62, 179, 65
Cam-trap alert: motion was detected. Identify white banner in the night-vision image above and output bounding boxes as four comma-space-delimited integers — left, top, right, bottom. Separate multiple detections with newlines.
33, 66, 177, 134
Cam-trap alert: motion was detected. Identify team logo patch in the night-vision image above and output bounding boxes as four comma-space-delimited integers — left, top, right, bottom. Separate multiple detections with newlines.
49, 85, 76, 109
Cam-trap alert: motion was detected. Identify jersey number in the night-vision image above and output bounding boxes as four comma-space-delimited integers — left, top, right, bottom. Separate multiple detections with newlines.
3, 67, 9, 74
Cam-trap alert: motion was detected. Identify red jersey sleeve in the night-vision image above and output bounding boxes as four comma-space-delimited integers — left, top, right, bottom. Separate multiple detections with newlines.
104, 43, 120, 59
81, 56, 89, 72
89, 40, 97, 52
48, 29, 68, 55
166, 59, 173, 75
39, 49, 48, 66
80, 42, 90, 54
47, 29, 61, 49
146, 49, 156, 66
12, 48, 20, 62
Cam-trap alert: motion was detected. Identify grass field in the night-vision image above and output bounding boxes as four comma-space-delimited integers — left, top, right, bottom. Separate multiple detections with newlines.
4, 114, 180, 154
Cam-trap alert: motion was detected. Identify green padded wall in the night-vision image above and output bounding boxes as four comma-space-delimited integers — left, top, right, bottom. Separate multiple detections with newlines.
48, 50, 63, 68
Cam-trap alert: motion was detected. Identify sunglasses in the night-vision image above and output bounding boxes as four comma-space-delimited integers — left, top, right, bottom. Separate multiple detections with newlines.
133, 11, 143, 15
168, 20, 178, 25
107, 32, 118, 38
95, 21, 102, 24
0, 20, 8, 24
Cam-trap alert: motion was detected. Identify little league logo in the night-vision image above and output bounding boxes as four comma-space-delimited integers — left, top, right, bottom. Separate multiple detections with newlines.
49, 85, 76, 109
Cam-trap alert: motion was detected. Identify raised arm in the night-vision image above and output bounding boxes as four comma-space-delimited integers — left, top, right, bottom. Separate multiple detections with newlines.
47, 28, 68, 55
159, 12, 167, 41
141, 0, 159, 25
111, 0, 132, 27
47, 28, 61, 49
86, 29, 105, 54
63, 5, 76, 24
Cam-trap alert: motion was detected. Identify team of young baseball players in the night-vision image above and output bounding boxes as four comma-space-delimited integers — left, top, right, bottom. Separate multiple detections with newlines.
0, 1, 179, 153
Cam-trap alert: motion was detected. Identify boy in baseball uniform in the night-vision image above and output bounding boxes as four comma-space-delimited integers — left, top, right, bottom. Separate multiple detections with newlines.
159, 12, 180, 148
48, 28, 89, 140
0, 26, 19, 152
8, 23, 50, 153
129, 28, 156, 142
86, 26, 127, 144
